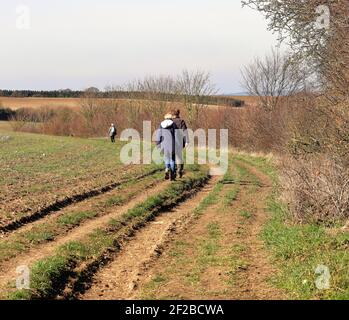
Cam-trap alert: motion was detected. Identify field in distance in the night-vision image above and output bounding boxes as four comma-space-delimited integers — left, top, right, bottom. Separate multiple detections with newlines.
0, 96, 258, 111
0, 97, 81, 110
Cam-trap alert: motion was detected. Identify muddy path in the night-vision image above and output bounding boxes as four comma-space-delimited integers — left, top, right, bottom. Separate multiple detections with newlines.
228, 160, 285, 300
80, 176, 221, 300
78, 161, 285, 300
0, 179, 168, 297
0, 168, 161, 235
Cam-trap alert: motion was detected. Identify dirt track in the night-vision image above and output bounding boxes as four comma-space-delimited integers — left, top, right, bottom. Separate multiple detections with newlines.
0, 179, 168, 298
79, 161, 285, 300
0, 160, 285, 300
81, 177, 220, 300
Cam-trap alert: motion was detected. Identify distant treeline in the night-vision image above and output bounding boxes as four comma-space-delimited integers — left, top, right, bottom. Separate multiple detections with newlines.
0, 90, 245, 108
0, 90, 82, 98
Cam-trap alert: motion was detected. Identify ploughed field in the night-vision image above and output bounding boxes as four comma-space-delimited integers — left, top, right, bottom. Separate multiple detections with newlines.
1, 127, 348, 300
0, 97, 81, 110
0, 129, 159, 230
0, 126, 282, 300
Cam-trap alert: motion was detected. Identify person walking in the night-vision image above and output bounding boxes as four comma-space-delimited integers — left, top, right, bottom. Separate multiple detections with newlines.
109, 123, 117, 143
172, 109, 189, 178
155, 114, 178, 181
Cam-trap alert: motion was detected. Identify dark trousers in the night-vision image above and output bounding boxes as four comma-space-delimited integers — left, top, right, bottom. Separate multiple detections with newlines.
110, 135, 116, 143
177, 163, 184, 173
175, 151, 184, 176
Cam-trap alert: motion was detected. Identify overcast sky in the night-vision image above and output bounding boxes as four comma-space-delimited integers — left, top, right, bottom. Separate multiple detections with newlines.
0, 0, 280, 93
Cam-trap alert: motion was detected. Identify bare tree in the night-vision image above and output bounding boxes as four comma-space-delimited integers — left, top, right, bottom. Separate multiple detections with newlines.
241, 50, 304, 111
79, 88, 101, 135
105, 71, 217, 129
176, 70, 217, 127
137, 75, 177, 96
120, 75, 176, 130
176, 70, 216, 97
242, 0, 349, 226
104, 85, 122, 113
242, 0, 349, 101
241, 0, 349, 155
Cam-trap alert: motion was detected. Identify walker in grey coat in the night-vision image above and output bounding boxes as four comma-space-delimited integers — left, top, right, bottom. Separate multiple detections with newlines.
109, 124, 117, 143
155, 119, 178, 180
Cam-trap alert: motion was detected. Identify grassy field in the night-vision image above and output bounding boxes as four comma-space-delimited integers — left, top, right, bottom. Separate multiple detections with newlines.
0, 126, 159, 228
236, 155, 349, 300
1, 127, 348, 300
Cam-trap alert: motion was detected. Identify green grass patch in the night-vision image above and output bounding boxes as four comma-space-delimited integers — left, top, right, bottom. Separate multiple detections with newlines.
104, 195, 125, 207
240, 210, 253, 219
227, 242, 250, 284
227, 258, 250, 278
236, 153, 349, 300
152, 274, 167, 284
57, 211, 98, 226
0, 241, 26, 262
263, 197, 349, 300
24, 229, 55, 244
10, 255, 73, 300
184, 222, 223, 285
234, 161, 260, 186
193, 183, 223, 217
140, 273, 169, 300
234, 154, 277, 185
223, 188, 239, 208
207, 222, 221, 239
169, 240, 190, 258
230, 243, 247, 254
